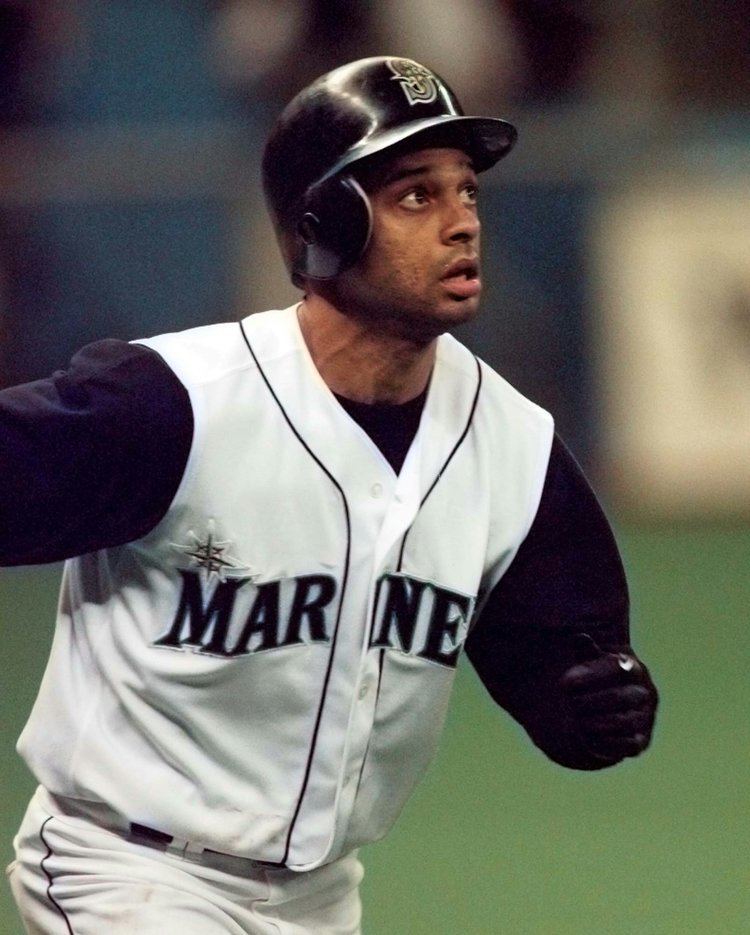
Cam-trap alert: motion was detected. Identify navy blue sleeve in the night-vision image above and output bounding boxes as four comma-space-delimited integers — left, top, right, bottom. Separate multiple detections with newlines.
0, 340, 193, 566
465, 434, 634, 769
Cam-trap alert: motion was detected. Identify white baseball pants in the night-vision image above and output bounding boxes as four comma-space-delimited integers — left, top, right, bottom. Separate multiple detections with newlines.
7, 786, 363, 934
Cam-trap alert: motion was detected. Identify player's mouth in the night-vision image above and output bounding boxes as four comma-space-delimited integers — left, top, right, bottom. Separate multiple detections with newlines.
439, 257, 481, 299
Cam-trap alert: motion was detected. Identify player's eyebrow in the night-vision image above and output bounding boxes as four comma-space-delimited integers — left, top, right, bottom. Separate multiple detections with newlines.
381, 165, 430, 186
378, 158, 476, 189
357, 155, 477, 196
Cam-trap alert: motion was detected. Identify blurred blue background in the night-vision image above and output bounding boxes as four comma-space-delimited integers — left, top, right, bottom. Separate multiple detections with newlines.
1, 2, 749, 932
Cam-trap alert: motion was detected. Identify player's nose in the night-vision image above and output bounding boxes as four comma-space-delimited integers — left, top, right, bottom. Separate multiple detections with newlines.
442, 201, 480, 244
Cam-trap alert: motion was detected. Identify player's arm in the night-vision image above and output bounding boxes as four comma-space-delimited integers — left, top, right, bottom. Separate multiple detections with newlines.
465, 434, 658, 770
0, 340, 193, 565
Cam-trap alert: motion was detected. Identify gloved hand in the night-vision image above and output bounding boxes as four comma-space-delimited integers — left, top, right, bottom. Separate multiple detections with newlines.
559, 633, 658, 765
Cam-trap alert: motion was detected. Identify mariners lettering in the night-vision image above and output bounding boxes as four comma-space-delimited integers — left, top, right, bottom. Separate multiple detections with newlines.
154, 572, 336, 657
283, 575, 336, 645
155, 571, 473, 666
154, 571, 244, 654
371, 574, 474, 668
233, 580, 281, 653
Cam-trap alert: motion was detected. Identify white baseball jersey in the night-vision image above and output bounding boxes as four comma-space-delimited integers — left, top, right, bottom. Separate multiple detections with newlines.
17, 304, 553, 871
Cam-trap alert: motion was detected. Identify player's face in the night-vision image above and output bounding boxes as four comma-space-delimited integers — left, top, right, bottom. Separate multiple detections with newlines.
323, 147, 482, 341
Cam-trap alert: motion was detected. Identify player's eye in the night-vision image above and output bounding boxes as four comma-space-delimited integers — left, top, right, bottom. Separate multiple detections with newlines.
461, 183, 479, 206
399, 188, 429, 209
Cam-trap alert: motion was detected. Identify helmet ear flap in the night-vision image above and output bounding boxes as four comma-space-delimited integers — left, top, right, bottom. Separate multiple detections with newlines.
294, 175, 372, 281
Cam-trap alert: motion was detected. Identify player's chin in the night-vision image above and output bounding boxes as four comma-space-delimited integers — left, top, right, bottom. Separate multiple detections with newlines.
433, 291, 481, 327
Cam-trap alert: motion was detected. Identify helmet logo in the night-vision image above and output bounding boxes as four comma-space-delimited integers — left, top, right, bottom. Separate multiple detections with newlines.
387, 58, 439, 105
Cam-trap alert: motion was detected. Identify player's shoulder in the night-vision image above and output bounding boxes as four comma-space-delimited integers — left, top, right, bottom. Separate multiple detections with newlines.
437, 332, 553, 431
134, 307, 292, 387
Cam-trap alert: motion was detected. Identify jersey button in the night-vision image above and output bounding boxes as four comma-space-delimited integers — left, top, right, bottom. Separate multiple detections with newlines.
371, 483, 383, 498
358, 682, 370, 700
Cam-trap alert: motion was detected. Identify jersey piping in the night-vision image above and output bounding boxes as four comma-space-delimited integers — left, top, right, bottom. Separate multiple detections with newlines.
395, 354, 483, 572
238, 319, 353, 867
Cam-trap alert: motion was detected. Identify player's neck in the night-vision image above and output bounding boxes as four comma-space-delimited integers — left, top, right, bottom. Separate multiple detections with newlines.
297, 296, 435, 405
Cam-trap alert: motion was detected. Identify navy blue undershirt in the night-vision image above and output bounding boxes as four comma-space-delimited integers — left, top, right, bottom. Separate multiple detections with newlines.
0, 338, 630, 769
333, 389, 427, 475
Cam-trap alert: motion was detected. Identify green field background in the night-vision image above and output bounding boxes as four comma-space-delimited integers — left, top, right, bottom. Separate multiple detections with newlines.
1, 525, 747, 934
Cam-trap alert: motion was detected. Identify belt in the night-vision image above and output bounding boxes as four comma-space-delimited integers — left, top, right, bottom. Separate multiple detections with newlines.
128, 822, 231, 859
40, 788, 281, 869
128, 822, 284, 868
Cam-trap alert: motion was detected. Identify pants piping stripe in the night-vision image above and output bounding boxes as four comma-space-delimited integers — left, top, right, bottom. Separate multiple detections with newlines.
39, 816, 75, 935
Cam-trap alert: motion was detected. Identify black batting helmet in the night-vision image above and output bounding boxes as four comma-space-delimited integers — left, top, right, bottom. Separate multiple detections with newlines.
262, 56, 517, 286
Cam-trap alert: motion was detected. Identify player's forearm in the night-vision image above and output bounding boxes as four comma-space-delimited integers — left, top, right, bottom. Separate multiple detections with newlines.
466, 614, 654, 771
465, 433, 658, 770
489, 627, 656, 771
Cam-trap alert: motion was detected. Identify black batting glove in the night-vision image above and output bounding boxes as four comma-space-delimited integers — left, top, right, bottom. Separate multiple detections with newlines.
559, 633, 658, 766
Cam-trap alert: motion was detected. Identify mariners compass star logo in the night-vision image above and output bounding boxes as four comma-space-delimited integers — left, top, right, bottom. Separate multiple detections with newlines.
387, 58, 439, 105
170, 520, 252, 583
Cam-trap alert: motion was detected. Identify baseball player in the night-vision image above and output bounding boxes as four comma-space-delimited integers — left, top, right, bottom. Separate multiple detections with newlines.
3, 57, 657, 933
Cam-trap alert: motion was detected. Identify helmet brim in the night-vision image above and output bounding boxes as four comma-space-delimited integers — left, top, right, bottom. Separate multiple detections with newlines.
318, 115, 517, 184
